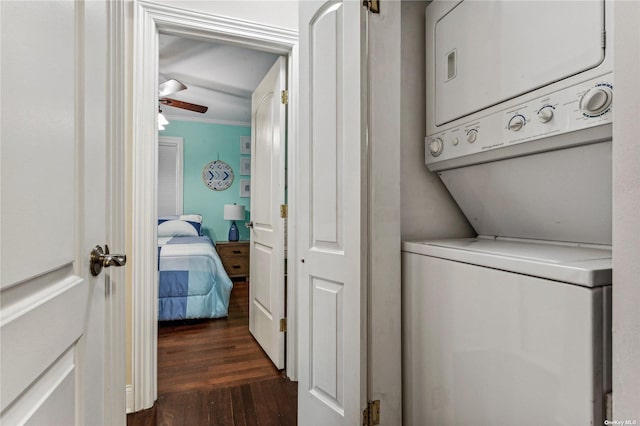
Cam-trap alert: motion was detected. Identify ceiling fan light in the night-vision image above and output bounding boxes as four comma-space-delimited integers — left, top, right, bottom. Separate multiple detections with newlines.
158, 112, 169, 129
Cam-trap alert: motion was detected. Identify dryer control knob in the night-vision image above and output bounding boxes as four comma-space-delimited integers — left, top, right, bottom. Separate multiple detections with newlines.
537, 107, 554, 123
466, 130, 478, 143
429, 138, 444, 157
508, 115, 526, 132
580, 86, 613, 116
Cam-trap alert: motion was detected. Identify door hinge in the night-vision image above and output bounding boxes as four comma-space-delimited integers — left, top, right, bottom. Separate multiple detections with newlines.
279, 318, 287, 332
363, 0, 380, 13
280, 204, 288, 219
362, 400, 380, 425
281, 89, 289, 105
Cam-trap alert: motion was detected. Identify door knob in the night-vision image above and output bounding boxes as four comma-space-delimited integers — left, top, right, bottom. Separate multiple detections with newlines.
90, 244, 127, 277
245, 221, 254, 229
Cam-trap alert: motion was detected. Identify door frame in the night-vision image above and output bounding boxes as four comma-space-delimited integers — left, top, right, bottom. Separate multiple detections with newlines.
131, 0, 299, 410
105, 0, 127, 423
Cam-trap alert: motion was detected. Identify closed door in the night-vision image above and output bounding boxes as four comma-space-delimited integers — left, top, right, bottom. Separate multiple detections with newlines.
1, 2, 121, 424
298, 1, 368, 424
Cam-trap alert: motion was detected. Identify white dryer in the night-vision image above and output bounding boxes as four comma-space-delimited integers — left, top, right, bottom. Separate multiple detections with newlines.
405, 0, 614, 424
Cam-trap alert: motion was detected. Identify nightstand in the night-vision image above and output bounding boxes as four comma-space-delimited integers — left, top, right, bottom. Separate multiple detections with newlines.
216, 240, 250, 280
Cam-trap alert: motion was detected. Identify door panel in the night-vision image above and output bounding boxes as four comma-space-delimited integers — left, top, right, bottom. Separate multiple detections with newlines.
1, 1, 113, 424
311, 3, 342, 248
298, 1, 367, 424
311, 278, 344, 411
0, 0, 77, 287
249, 56, 287, 369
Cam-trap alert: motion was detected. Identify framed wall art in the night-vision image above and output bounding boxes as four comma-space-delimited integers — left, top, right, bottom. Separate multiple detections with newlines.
240, 136, 251, 154
240, 179, 251, 198
240, 157, 251, 175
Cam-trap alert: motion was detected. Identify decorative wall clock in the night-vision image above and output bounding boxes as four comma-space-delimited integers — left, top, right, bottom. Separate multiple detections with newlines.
202, 160, 234, 191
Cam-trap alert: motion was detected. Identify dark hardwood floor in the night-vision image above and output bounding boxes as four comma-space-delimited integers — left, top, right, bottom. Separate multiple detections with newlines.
127, 280, 297, 426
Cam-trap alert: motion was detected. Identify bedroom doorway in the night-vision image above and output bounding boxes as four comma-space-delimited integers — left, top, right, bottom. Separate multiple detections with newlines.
130, 1, 299, 414
148, 38, 289, 415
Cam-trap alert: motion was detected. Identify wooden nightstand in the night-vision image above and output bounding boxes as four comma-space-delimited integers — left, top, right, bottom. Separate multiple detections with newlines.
216, 240, 250, 280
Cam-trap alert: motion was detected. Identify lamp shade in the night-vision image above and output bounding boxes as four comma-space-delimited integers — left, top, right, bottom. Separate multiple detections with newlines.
224, 204, 245, 221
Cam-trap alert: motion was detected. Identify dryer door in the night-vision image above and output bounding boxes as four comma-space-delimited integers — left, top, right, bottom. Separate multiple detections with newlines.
432, 0, 605, 126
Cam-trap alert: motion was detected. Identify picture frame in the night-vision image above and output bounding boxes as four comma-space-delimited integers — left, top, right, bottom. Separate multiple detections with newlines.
240, 157, 251, 175
240, 179, 251, 198
240, 136, 251, 154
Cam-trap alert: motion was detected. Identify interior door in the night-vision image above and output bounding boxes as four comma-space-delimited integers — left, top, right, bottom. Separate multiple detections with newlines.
0, 1, 120, 424
298, 1, 368, 424
249, 56, 287, 369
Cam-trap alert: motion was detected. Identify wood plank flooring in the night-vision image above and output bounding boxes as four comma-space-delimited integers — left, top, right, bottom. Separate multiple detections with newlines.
127, 280, 297, 426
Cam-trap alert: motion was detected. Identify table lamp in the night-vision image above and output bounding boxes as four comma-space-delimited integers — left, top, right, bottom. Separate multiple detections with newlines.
224, 204, 245, 241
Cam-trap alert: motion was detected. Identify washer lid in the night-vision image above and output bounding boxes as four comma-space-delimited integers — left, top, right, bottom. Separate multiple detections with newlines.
402, 238, 612, 287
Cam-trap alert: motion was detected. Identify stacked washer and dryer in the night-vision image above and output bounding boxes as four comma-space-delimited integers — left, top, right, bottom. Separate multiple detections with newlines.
403, 1, 613, 425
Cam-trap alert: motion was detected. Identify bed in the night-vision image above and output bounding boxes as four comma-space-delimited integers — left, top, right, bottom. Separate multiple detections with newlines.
157, 215, 233, 321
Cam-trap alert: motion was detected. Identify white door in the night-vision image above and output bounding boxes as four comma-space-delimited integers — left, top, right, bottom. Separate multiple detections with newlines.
249, 57, 287, 369
158, 136, 184, 216
298, 1, 368, 424
0, 2, 122, 425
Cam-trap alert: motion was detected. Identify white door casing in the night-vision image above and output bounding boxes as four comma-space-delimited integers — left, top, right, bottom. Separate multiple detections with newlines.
132, 2, 299, 410
298, 1, 368, 424
1, 1, 125, 425
249, 57, 287, 369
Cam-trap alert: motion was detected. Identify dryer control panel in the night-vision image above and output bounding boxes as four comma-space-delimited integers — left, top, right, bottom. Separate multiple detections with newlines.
425, 73, 613, 169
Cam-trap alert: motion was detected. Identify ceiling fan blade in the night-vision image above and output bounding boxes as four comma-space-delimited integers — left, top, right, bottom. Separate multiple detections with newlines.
160, 98, 208, 114
158, 79, 187, 97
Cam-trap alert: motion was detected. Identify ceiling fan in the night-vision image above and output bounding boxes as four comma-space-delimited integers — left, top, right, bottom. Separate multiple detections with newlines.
158, 78, 208, 114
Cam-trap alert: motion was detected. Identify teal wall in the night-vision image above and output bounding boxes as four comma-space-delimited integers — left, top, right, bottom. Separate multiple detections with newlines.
160, 120, 251, 242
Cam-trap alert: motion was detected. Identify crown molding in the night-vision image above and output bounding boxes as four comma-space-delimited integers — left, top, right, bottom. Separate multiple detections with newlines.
163, 114, 251, 128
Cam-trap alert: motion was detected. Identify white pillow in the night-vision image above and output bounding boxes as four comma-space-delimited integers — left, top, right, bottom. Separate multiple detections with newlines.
158, 220, 199, 237
178, 214, 202, 224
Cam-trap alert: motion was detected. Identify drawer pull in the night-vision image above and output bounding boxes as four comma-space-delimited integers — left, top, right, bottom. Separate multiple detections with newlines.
232, 265, 241, 269
232, 250, 242, 254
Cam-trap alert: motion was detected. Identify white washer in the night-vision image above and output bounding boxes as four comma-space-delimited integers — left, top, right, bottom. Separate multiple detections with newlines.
413, 1, 615, 424
402, 238, 611, 425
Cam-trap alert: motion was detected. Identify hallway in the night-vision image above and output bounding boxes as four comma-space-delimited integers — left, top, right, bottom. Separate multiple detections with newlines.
127, 281, 297, 425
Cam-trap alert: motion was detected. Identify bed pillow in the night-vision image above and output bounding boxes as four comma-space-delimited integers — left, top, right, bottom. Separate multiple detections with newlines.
158, 219, 200, 237
158, 215, 202, 236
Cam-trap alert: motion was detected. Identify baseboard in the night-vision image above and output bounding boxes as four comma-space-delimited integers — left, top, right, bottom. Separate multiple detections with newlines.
126, 384, 134, 413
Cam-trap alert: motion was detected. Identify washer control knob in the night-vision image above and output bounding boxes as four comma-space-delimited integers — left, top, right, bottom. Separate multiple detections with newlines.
429, 138, 444, 157
508, 115, 526, 132
537, 107, 554, 123
466, 130, 478, 143
580, 86, 613, 116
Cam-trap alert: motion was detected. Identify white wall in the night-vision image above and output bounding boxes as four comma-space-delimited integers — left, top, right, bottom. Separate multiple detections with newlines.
612, 1, 640, 418
400, 1, 474, 241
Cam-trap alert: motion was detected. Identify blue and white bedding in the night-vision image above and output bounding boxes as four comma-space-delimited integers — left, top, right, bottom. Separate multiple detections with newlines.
158, 235, 233, 321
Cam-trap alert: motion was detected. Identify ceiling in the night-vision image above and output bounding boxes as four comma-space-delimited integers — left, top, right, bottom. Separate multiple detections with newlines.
158, 34, 280, 125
